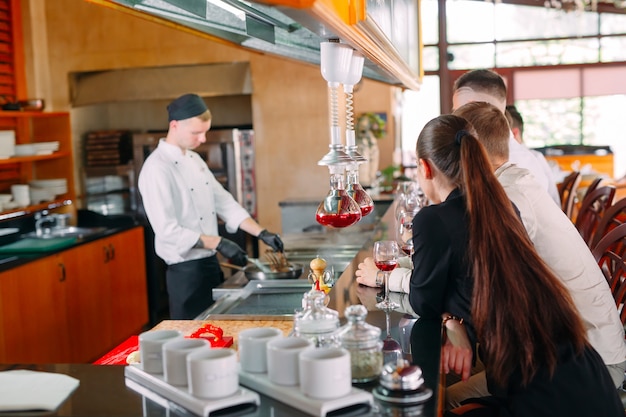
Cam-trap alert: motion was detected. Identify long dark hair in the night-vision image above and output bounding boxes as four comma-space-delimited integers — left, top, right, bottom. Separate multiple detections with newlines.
416, 115, 587, 387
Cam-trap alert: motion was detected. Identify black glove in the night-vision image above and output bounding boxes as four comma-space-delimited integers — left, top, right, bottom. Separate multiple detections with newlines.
258, 229, 284, 252
216, 238, 248, 267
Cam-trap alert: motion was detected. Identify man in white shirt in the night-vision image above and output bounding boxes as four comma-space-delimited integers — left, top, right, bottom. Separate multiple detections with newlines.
356, 101, 626, 407
138, 93, 283, 319
506, 104, 560, 204
452, 69, 560, 205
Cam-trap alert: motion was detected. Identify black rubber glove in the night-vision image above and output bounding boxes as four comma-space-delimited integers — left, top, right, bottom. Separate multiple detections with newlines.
216, 238, 248, 267
258, 229, 284, 252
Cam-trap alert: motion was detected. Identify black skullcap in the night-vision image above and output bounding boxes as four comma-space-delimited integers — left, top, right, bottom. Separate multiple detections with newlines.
167, 93, 208, 121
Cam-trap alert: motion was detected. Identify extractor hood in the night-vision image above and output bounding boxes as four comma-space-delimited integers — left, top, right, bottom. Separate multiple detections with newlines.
85, 0, 422, 90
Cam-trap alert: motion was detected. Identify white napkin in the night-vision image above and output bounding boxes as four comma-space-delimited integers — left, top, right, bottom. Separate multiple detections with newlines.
0, 369, 80, 411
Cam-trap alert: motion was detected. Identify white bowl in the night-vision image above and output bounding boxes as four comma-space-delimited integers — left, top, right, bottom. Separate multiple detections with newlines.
0, 194, 12, 204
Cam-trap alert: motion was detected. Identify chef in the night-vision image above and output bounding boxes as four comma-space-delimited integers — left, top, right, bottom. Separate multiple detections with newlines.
139, 93, 283, 319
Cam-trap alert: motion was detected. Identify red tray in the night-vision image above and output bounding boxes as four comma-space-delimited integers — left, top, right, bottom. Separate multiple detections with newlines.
94, 324, 234, 365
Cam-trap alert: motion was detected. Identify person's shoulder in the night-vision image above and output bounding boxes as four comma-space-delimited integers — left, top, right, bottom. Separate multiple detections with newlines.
414, 198, 462, 227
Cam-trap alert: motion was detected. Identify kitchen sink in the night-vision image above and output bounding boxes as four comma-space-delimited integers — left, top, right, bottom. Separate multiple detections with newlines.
23, 226, 108, 240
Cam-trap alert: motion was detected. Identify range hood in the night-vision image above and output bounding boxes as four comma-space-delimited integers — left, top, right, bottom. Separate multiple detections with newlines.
85, 0, 422, 91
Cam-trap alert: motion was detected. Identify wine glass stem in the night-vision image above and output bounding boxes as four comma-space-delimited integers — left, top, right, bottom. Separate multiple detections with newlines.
384, 271, 391, 304
385, 310, 391, 337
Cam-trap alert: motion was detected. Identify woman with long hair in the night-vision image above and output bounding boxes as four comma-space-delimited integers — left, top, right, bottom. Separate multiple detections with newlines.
409, 114, 623, 416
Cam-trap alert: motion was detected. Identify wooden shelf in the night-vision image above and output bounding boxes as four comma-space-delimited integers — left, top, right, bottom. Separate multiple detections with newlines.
0, 151, 70, 165
0, 110, 76, 221
0, 198, 72, 221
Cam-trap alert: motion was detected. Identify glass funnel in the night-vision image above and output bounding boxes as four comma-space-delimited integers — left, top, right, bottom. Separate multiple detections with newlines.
316, 164, 362, 228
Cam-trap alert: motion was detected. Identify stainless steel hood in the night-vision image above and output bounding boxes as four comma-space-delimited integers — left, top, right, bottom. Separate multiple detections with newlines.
86, 0, 422, 90
69, 62, 252, 106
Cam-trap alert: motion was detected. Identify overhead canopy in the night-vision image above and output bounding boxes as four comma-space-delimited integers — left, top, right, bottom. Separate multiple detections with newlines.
69, 62, 252, 106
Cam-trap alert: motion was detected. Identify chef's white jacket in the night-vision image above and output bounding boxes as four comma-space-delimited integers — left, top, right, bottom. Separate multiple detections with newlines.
138, 139, 250, 265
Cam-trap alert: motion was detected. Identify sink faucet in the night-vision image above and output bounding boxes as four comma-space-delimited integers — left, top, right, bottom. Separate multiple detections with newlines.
34, 211, 71, 236
35, 211, 55, 236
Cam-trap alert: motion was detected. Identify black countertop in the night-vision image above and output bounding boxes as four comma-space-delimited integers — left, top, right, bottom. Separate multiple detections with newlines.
0, 204, 444, 416
0, 210, 141, 272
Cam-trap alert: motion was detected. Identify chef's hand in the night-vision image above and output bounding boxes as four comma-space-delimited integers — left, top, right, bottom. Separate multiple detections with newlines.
216, 238, 248, 266
355, 257, 381, 287
258, 229, 284, 252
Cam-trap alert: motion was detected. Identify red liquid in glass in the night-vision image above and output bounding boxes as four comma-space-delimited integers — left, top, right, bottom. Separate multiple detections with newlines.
359, 203, 374, 217
316, 211, 361, 228
351, 186, 374, 217
401, 244, 413, 255
375, 260, 398, 272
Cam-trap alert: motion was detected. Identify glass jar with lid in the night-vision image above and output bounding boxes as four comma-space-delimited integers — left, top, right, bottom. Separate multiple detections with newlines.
337, 304, 383, 383
292, 290, 340, 347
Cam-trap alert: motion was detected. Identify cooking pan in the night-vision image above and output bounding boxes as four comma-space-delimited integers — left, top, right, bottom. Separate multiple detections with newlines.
220, 261, 304, 280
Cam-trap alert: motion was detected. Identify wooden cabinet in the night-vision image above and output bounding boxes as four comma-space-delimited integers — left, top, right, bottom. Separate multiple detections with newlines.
0, 227, 148, 363
0, 255, 72, 363
98, 226, 148, 347
0, 111, 75, 218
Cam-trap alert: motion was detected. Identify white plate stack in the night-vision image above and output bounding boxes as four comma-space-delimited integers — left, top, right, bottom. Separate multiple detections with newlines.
0, 131, 15, 159
29, 178, 68, 202
33, 141, 60, 155
14, 141, 60, 156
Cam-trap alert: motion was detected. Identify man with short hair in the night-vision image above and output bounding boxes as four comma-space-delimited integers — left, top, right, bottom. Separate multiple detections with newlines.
139, 93, 283, 319
452, 69, 560, 205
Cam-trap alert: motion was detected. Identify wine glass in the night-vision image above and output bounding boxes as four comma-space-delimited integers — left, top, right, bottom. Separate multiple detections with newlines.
396, 211, 415, 268
374, 240, 400, 311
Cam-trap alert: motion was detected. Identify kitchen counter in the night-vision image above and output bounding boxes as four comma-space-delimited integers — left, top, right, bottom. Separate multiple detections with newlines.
279, 194, 394, 234
0, 211, 140, 272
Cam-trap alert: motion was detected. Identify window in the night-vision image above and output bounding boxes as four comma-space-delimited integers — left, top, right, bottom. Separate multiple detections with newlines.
403, 0, 626, 179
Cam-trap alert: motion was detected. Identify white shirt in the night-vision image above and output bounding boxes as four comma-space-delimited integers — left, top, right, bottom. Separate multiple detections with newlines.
508, 133, 560, 205
393, 163, 626, 366
495, 163, 626, 366
138, 139, 250, 265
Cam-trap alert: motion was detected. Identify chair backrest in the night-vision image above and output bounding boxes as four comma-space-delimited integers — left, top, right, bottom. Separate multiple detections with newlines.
583, 176, 603, 201
558, 171, 581, 219
575, 185, 616, 246
591, 223, 626, 324
590, 197, 626, 249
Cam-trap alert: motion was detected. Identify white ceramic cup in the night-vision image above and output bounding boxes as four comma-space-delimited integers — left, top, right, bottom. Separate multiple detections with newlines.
139, 329, 183, 374
266, 336, 313, 386
162, 338, 210, 386
187, 347, 239, 399
238, 327, 283, 373
299, 347, 352, 399
10, 184, 29, 206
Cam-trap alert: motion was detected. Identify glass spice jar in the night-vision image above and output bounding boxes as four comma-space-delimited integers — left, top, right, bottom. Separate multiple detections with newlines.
292, 290, 340, 347
338, 304, 383, 383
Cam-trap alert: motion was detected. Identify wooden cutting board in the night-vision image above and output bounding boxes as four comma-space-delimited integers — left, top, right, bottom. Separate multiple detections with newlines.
0, 237, 77, 253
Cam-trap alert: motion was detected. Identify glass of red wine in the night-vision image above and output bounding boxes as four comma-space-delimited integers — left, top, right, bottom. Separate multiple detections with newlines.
374, 240, 400, 311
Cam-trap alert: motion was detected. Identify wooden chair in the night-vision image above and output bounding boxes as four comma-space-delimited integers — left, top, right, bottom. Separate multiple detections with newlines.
590, 197, 626, 250
582, 176, 603, 201
558, 171, 581, 219
591, 223, 626, 301
575, 185, 616, 247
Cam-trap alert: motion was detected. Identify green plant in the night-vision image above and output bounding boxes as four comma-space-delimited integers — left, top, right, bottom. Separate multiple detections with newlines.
356, 112, 387, 146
